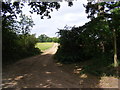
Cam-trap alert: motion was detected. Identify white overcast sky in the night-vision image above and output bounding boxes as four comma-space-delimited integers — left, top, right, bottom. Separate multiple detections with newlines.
21, 0, 90, 37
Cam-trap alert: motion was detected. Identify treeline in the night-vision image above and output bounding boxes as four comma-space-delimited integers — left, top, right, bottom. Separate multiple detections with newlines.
37, 34, 59, 43
2, 14, 41, 65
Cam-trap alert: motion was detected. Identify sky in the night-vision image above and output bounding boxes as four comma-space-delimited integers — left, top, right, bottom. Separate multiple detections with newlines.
21, 0, 90, 37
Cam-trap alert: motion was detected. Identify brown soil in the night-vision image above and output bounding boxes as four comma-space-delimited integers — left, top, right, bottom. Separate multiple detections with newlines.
2, 43, 119, 88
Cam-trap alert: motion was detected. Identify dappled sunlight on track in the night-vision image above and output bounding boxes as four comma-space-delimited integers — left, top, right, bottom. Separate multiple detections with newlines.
2, 43, 118, 88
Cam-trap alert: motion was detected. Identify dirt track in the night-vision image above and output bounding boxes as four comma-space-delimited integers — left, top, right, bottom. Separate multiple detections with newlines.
2, 43, 119, 88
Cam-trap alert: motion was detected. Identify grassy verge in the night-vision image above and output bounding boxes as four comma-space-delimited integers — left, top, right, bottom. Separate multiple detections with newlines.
35, 42, 54, 51
75, 55, 119, 77
55, 53, 119, 77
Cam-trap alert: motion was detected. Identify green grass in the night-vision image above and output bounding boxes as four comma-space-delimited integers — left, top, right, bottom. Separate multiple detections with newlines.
35, 42, 54, 51
79, 55, 119, 77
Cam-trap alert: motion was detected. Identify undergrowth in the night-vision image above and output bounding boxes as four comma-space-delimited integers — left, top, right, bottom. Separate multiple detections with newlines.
55, 53, 119, 77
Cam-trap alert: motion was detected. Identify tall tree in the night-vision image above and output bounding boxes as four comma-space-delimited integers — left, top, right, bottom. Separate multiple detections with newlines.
84, 1, 120, 67
18, 14, 35, 47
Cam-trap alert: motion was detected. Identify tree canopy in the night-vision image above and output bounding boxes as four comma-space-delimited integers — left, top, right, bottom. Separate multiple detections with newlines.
84, 1, 120, 67
2, 1, 73, 20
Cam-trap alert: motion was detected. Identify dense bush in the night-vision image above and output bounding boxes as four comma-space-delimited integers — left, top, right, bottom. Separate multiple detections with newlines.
2, 14, 41, 65
55, 18, 115, 63
3, 33, 41, 65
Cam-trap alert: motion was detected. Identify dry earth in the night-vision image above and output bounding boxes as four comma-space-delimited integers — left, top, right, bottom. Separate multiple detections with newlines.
2, 43, 119, 88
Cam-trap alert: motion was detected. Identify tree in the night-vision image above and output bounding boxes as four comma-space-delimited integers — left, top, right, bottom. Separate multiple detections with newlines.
51, 37, 59, 43
2, 7, 40, 65
84, 2, 120, 67
2, 14, 20, 63
19, 14, 35, 34
37, 34, 49, 42
25, 34, 39, 52
37, 34, 59, 42
2, 2, 73, 20
18, 13, 35, 47
55, 18, 112, 63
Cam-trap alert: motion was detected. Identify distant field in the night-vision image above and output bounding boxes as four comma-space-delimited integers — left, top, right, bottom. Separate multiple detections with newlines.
35, 42, 54, 51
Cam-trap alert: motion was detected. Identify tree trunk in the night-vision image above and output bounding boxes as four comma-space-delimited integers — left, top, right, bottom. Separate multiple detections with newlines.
113, 29, 118, 67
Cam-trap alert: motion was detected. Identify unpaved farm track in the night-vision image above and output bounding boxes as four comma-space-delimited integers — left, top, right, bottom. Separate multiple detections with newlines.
2, 43, 119, 88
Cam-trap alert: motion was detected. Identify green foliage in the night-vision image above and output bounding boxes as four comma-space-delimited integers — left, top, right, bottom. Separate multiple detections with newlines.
80, 54, 118, 77
55, 1, 120, 65
37, 34, 49, 42
28, 2, 61, 19
55, 18, 114, 63
37, 34, 59, 43
2, 2, 70, 20
18, 14, 35, 35
3, 33, 41, 65
17, 34, 40, 56
51, 37, 59, 43
2, 14, 41, 65
85, 1, 120, 67
54, 1, 120, 76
